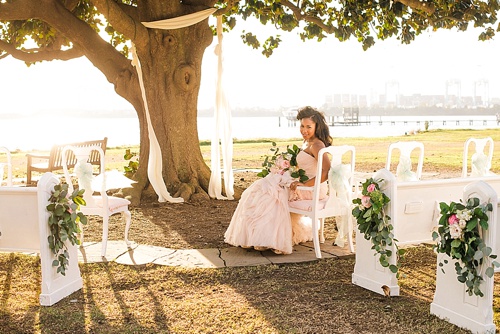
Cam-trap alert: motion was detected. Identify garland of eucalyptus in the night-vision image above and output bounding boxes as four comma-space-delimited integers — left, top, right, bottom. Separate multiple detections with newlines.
46, 183, 87, 276
352, 178, 405, 277
433, 197, 500, 297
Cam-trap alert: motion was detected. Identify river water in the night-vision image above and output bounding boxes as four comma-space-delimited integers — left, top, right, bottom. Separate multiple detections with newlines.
0, 114, 498, 151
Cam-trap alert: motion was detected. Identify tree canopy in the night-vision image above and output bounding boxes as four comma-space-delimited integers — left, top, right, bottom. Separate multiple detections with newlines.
1, 1, 499, 63
233, 0, 499, 55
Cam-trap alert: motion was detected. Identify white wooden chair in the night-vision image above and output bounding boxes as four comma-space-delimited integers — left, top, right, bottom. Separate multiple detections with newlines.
462, 137, 495, 177
0, 146, 12, 187
62, 145, 132, 257
385, 141, 424, 181
288, 145, 356, 258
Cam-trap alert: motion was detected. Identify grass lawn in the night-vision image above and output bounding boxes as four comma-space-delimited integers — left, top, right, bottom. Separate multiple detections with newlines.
1, 128, 500, 333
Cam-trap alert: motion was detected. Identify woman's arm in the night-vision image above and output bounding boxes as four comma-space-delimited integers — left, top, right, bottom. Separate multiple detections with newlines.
307, 140, 330, 183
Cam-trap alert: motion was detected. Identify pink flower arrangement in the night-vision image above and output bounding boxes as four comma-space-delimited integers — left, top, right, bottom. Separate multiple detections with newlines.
257, 143, 309, 182
448, 214, 458, 226
352, 177, 402, 276
361, 195, 372, 208
433, 197, 498, 297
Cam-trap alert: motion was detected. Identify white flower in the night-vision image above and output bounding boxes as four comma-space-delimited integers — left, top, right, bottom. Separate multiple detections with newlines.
449, 224, 462, 239
456, 209, 472, 222
459, 219, 467, 229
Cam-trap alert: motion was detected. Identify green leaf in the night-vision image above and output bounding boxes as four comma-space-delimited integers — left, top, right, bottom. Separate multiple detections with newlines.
473, 250, 484, 261
466, 218, 478, 230
479, 218, 489, 230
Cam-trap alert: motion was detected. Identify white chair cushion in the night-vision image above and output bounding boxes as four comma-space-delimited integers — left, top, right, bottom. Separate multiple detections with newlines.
288, 197, 328, 212
92, 196, 131, 213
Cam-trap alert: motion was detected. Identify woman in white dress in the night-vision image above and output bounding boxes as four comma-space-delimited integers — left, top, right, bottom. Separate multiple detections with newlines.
224, 106, 332, 254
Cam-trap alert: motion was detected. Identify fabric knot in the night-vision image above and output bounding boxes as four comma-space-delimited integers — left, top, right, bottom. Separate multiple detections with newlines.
396, 155, 417, 181
328, 163, 353, 248
471, 152, 489, 177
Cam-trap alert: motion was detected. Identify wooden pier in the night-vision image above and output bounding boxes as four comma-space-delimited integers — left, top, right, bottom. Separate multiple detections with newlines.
328, 118, 496, 127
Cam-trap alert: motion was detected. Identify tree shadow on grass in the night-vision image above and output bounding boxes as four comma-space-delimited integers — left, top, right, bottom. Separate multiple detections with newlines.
0, 246, 484, 333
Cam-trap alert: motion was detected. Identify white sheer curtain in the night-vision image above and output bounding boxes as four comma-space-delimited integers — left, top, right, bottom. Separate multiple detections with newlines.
136, 8, 233, 202
130, 45, 183, 203
208, 16, 234, 200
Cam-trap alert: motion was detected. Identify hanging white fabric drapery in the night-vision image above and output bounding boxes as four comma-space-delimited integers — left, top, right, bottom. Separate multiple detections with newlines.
208, 16, 234, 200
137, 7, 234, 202
142, 8, 217, 29
130, 45, 183, 203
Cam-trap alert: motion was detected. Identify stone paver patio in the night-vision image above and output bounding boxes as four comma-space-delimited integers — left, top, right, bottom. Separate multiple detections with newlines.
77, 240, 355, 268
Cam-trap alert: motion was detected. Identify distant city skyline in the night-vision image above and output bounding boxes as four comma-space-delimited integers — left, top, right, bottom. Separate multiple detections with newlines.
322, 78, 496, 110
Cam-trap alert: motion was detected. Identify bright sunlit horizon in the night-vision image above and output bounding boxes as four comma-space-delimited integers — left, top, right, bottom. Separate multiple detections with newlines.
1, 17, 500, 115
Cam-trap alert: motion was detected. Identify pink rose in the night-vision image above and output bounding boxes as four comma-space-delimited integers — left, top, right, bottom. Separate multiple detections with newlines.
279, 159, 290, 169
448, 214, 459, 225
367, 184, 376, 193
361, 196, 372, 208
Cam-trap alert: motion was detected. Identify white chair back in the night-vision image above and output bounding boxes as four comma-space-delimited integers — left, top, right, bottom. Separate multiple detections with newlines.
62, 145, 107, 209
288, 145, 356, 258
462, 137, 494, 177
0, 146, 12, 187
386, 141, 424, 181
61, 144, 131, 258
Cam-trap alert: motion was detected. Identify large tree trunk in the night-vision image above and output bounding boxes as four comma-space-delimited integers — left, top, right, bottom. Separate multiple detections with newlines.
0, 0, 222, 204
129, 9, 215, 203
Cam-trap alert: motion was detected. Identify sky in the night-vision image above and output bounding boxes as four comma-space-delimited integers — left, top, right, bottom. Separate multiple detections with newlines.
0, 17, 499, 115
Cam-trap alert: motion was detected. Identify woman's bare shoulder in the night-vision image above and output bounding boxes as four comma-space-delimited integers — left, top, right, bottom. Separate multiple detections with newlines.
310, 140, 325, 157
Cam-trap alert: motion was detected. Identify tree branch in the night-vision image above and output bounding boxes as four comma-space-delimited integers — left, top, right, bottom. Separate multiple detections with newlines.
90, 0, 147, 45
0, 0, 37, 20
116, 1, 139, 21
213, 0, 240, 16
62, 0, 81, 12
279, 0, 335, 34
0, 39, 84, 62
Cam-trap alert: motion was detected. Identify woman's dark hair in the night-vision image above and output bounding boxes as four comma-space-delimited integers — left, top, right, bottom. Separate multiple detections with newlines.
296, 106, 332, 147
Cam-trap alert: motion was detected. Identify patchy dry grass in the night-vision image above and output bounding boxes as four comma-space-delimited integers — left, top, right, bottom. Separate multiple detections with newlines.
2, 129, 500, 333
0, 247, 483, 333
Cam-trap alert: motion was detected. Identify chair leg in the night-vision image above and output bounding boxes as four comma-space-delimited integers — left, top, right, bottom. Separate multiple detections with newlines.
78, 221, 84, 245
347, 216, 355, 253
312, 218, 322, 258
319, 218, 325, 243
123, 210, 132, 246
101, 215, 109, 257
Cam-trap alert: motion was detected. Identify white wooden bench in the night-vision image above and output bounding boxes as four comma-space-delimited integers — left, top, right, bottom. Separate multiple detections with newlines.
0, 173, 82, 306
352, 169, 500, 297
431, 180, 498, 334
